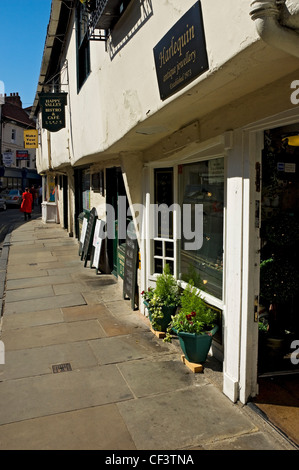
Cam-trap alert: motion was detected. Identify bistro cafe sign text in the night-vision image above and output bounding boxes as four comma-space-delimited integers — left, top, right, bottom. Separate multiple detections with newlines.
153, 1, 209, 100
38, 92, 67, 132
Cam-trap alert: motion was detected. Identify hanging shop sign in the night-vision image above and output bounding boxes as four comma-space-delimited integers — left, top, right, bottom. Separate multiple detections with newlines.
2, 152, 13, 166
38, 92, 67, 132
24, 129, 38, 148
16, 150, 29, 160
153, 1, 209, 101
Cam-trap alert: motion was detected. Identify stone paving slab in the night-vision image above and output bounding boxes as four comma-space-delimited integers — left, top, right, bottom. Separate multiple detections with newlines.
6, 268, 49, 280
6, 275, 75, 290
0, 404, 137, 450
1, 308, 63, 330
46, 267, 86, 276
88, 332, 171, 365
61, 303, 108, 321
118, 358, 195, 398
0, 341, 98, 381
117, 386, 256, 450
7, 253, 58, 265
0, 365, 133, 425
62, 304, 140, 337
4, 292, 86, 314
52, 282, 89, 295
5, 285, 54, 303
1, 319, 106, 350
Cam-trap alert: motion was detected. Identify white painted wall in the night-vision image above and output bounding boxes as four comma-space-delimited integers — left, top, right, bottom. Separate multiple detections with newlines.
36, 0, 261, 172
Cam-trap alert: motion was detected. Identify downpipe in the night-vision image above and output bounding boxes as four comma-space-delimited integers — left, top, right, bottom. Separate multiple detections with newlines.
250, 0, 299, 59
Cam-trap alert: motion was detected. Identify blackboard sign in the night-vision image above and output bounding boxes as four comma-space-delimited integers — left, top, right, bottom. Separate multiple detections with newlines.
81, 207, 97, 267
153, 2, 209, 101
123, 222, 138, 310
92, 219, 105, 272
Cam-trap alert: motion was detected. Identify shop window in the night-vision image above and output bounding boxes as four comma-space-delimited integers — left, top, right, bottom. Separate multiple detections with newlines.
76, 2, 91, 91
91, 170, 104, 195
153, 168, 175, 274
178, 158, 224, 299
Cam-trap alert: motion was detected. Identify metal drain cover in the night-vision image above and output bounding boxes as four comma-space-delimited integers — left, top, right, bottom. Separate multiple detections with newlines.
52, 363, 72, 373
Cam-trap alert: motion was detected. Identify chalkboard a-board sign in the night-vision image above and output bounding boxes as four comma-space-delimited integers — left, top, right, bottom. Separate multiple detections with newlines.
81, 207, 97, 267
123, 222, 138, 310
92, 219, 105, 273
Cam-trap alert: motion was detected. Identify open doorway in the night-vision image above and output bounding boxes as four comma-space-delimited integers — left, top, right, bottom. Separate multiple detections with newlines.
258, 125, 299, 375
106, 167, 130, 276
253, 126, 299, 448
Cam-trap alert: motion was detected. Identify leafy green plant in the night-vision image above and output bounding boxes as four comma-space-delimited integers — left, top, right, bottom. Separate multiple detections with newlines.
142, 264, 181, 331
154, 263, 181, 307
164, 281, 217, 342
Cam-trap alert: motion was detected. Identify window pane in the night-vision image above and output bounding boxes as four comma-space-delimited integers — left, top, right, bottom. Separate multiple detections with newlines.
179, 158, 224, 299
154, 240, 163, 256
154, 168, 173, 239
154, 258, 163, 274
165, 241, 174, 258
166, 260, 174, 275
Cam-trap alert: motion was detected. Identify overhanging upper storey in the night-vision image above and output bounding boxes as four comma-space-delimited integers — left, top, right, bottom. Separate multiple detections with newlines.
86, 0, 133, 40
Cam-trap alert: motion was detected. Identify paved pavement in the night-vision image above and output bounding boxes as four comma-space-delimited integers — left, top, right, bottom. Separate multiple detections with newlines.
0, 217, 296, 451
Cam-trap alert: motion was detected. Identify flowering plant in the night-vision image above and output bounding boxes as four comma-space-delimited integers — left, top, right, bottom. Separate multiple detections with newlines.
164, 281, 217, 342
141, 287, 154, 303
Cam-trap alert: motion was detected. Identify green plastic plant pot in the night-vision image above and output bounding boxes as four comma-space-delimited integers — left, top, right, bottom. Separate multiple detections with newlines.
145, 302, 177, 332
178, 326, 218, 363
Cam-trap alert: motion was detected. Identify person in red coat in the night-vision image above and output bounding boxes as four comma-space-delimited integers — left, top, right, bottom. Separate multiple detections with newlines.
20, 187, 33, 221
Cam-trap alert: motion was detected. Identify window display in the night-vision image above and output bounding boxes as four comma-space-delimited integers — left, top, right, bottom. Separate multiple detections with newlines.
179, 158, 224, 299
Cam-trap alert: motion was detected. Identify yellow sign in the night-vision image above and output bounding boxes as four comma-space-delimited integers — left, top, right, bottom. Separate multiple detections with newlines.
24, 129, 38, 148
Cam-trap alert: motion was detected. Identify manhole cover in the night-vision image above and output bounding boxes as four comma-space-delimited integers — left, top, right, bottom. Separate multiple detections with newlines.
52, 363, 72, 373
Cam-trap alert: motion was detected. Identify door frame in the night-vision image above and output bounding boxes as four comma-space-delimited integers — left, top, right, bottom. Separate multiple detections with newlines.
240, 107, 299, 403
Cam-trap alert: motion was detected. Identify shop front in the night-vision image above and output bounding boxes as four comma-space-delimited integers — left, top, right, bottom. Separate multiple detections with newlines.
140, 107, 299, 405
142, 134, 229, 371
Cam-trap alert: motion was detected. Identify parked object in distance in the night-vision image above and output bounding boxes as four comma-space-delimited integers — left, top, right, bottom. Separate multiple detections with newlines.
2, 189, 22, 207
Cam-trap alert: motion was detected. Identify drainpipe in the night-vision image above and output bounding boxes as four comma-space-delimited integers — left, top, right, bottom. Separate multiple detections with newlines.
250, 0, 299, 59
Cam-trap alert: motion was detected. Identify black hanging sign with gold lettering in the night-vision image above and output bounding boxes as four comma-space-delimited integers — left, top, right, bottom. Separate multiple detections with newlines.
153, 2, 209, 101
39, 92, 68, 132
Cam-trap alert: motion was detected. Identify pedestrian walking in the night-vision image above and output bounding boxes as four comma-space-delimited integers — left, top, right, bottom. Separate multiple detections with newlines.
29, 185, 37, 210
20, 187, 33, 221
38, 185, 42, 211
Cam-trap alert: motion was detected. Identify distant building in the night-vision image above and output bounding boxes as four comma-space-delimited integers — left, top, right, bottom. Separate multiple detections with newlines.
0, 92, 41, 190
1, 92, 36, 169
31, 0, 299, 405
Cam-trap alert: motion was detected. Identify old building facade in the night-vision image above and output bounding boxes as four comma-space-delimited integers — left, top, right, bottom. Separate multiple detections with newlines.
32, 0, 299, 404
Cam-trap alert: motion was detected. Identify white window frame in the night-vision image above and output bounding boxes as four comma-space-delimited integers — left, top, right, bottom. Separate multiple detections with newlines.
143, 133, 231, 313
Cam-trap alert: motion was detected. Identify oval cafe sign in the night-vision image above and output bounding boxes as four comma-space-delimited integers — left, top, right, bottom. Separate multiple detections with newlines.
153, 1, 209, 101
38, 92, 68, 132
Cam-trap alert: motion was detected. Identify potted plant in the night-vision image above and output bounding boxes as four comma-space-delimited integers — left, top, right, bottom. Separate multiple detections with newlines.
164, 281, 218, 364
142, 264, 181, 332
